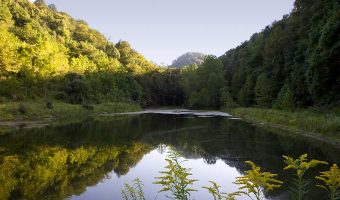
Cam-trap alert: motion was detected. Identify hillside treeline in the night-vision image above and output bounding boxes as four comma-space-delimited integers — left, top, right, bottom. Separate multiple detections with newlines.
0, 0, 184, 107
0, 0, 339, 110
182, 0, 340, 109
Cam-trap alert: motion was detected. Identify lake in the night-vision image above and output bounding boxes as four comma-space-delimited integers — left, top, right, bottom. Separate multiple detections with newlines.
0, 110, 339, 200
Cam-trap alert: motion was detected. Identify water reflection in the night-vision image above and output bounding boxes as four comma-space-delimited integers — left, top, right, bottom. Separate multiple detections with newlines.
70, 147, 242, 200
0, 114, 339, 200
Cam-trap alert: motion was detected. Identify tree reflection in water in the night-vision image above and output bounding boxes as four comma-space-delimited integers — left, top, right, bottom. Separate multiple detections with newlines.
0, 114, 339, 200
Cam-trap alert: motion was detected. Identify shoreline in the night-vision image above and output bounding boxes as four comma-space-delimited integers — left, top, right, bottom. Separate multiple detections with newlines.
238, 117, 340, 148
230, 107, 340, 148
1, 105, 339, 149
0, 102, 141, 135
0, 108, 231, 133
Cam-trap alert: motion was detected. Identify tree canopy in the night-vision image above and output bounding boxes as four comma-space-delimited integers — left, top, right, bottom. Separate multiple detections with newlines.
181, 0, 340, 109
170, 52, 206, 69
0, 0, 338, 110
0, 0, 176, 106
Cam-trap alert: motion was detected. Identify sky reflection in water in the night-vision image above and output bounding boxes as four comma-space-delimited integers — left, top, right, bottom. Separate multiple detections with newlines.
70, 147, 243, 200
1, 113, 339, 200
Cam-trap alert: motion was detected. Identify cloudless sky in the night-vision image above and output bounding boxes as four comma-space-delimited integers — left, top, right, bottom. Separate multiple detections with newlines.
43, 0, 295, 65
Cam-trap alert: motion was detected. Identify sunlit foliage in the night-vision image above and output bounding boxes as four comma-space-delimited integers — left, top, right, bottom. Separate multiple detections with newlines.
122, 178, 146, 200
154, 151, 197, 200
283, 154, 328, 200
203, 181, 238, 200
0, 0, 181, 107
315, 164, 340, 200
233, 161, 282, 200
0, 138, 151, 200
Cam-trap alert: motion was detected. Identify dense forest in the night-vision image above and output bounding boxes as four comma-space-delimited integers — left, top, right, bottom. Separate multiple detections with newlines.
0, 0, 183, 108
181, 0, 340, 109
0, 1, 339, 199
0, 0, 339, 111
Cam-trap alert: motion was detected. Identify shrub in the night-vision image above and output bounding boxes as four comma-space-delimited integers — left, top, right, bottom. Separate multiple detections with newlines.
273, 84, 295, 111
82, 104, 94, 110
255, 73, 276, 108
54, 92, 67, 101
18, 104, 27, 114
46, 101, 53, 110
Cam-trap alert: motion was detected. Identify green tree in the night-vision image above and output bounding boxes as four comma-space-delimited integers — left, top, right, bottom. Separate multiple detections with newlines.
0, 1, 13, 26
238, 75, 255, 107
63, 73, 88, 104
220, 88, 235, 112
183, 55, 224, 108
255, 73, 276, 107
207, 73, 220, 108
34, 0, 46, 6
273, 84, 295, 111
48, 4, 57, 11
0, 27, 21, 78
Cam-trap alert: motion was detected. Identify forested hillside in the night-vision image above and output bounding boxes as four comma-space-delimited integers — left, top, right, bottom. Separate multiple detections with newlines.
182, 0, 340, 109
0, 1, 339, 199
170, 52, 206, 68
0, 0, 183, 107
0, 0, 339, 112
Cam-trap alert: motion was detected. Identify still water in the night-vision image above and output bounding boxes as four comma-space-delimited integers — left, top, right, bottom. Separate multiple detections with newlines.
0, 111, 339, 200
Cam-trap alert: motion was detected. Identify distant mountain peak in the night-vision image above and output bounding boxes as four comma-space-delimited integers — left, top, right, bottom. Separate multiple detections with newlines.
170, 52, 206, 68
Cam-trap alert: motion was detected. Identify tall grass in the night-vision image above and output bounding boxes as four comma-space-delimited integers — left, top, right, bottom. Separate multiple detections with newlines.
0, 101, 141, 122
231, 108, 340, 138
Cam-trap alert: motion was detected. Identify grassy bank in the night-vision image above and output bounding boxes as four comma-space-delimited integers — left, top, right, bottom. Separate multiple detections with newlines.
0, 101, 140, 133
231, 107, 340, 140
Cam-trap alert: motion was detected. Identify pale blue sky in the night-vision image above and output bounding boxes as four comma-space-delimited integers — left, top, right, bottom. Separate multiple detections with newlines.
43, 0, 295, 65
